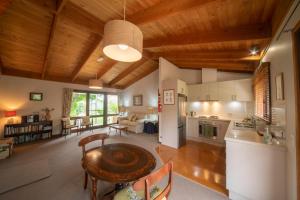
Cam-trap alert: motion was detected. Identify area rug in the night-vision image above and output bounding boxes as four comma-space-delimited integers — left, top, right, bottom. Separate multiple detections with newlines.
0, 159, 51, 194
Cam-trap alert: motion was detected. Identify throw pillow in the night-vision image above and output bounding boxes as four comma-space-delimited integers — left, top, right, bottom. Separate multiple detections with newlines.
131, 115, 137, 122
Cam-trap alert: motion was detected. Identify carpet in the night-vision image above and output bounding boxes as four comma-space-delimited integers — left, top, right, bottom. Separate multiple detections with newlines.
0, 159, 51, 194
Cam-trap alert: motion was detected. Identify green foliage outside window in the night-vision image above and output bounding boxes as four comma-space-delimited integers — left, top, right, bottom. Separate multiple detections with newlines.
70, 92, 86, 117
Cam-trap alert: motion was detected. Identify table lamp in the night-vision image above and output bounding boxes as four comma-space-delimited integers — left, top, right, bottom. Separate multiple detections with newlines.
5, 111, 17, 124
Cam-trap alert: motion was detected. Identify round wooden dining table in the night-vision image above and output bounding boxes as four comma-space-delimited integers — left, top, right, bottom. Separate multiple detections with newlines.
82, 143, 156, 200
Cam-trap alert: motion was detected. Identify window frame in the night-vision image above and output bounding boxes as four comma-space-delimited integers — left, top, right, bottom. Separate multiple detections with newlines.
70, 90, 119, 128
254, 62, 271, 123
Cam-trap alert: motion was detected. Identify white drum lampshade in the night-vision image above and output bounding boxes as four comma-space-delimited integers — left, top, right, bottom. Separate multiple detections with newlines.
103, 20, 143, 62
89, 79, 103, 89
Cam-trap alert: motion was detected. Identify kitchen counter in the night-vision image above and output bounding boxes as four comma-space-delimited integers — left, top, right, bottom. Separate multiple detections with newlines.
187, 116, 231, 122
224, 121, 286, 150
225, 121, 286, 200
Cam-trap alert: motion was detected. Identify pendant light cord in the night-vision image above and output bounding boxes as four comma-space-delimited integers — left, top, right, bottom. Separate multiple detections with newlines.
123, 0, 126, 21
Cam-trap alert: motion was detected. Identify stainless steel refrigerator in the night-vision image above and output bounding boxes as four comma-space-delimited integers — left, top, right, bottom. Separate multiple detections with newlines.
178, 94, 187, 147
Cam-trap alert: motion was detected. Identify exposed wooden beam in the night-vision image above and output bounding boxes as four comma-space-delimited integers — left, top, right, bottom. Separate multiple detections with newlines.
56, 0, 69, 14
96, 59, 117, 79
71, 34, 102, 82
0, 0, 12, 15
144, 24, 271, 48
152, 49, 261, 61
1, 67, 122, 89
128, 0, 218, 25
41, 0, 69, 79
121, 65, 158, 89
109, 57, 148, 86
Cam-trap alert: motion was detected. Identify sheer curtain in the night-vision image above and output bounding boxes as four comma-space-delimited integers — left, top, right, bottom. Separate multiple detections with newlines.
62, 88, 73, 117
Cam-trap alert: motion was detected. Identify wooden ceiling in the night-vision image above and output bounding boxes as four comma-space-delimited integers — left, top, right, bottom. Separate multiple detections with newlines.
0, 0, 293, 89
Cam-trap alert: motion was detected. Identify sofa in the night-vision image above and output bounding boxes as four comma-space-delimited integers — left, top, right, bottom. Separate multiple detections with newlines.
118, 113, 147, 133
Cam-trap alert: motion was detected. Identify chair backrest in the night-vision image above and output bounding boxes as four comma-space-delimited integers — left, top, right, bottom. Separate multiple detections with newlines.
78, 134, 108, 157
133, 161, 173, 200
62, 117, 71, 126
82, 116, 90, 124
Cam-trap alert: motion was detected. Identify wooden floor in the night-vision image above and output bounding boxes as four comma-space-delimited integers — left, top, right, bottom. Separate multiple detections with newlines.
156, 140, 228, 195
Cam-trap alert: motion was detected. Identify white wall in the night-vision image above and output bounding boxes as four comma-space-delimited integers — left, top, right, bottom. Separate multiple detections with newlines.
0, 75, 120, 137
187, 101, 253, 119
120, 70, 159, 113
262, 1, 300, 199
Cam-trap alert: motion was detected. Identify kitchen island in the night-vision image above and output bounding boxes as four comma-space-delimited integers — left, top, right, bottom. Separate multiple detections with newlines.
225, 121, 286, 200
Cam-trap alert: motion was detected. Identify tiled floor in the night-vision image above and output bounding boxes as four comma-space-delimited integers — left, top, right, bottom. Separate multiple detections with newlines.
156, 140, 228, 195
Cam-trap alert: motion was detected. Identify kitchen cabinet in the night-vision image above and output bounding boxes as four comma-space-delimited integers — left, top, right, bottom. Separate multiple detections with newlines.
187, 84, 202, 101
226, 138, 286, 200
202, 82, 218, 101
217, 80, 236, 101
235, 79, 253, 101
187, 78, 253, 102
186, 117, 199, 137
177, 79, 187, 96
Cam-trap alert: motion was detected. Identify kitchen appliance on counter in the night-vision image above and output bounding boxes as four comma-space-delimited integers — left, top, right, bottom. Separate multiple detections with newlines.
178, 94, 187, 147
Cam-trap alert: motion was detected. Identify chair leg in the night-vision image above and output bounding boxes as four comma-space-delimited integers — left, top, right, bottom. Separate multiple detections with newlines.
91, 177, 97, 200
84, 171, 88, 189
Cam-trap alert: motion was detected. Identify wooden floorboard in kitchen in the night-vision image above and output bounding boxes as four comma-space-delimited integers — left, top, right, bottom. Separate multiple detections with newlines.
156, 140, 228, 196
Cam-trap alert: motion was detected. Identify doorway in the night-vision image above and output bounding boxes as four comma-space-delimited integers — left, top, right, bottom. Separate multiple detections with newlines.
292, 20, 300, 198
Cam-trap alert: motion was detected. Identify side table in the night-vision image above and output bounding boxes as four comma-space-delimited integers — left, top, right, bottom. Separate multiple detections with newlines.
0, 137, 14, 159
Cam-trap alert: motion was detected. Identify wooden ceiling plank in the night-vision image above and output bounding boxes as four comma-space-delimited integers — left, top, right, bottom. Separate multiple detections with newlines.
60, 2, 105, 36
153, 49, 261, 61
144, 24, 272, 48
121, 65, 158, 89
108, 57, 148, 86
128, 0, 218, 25
71, 35, 102, 82
96, 59, 118, 80
0, 0, 12, 15
41, 0, 69, 79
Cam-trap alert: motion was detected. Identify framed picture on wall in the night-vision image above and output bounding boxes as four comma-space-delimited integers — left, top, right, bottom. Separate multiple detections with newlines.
30, 92, 43, 101
163, 89, 175, 105
275, 73, 284, 100
133, 95, 143, 106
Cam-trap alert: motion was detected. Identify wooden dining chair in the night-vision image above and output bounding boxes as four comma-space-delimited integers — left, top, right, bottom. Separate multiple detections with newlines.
114, 161, 173, 200
78, 134, 108, 189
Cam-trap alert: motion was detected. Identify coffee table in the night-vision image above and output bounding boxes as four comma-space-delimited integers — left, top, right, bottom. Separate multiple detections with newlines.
108, 124, 128, 136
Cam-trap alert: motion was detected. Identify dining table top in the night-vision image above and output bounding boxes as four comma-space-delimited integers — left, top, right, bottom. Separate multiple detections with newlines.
82, 143, 156, 183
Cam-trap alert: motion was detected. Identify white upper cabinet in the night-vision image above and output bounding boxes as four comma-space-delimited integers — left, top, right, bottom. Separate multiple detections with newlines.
177, 79, 187, 96
202, 82, 218, 101
187, 78, 253, 102
218, 80, 236, 101
235, 79, 253, 101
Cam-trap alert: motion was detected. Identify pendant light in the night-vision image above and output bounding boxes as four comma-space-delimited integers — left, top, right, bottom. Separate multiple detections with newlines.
89, 74, 103, 89
102, 0, 143, 62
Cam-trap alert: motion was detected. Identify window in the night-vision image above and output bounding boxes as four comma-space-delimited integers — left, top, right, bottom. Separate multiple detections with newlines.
107, 95, 119, 114
89, 93, 104, 126
70, 92, 87, 117
70, 91, 119, 127
107, 95, 119, 124
89, 93, 104, 116
254, 62, 271, 122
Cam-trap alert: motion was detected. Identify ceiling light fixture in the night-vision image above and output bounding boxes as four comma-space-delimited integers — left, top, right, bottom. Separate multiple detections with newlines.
89, 73, 103, 89
102, 0, 143, 62
250, 46, 259, 56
